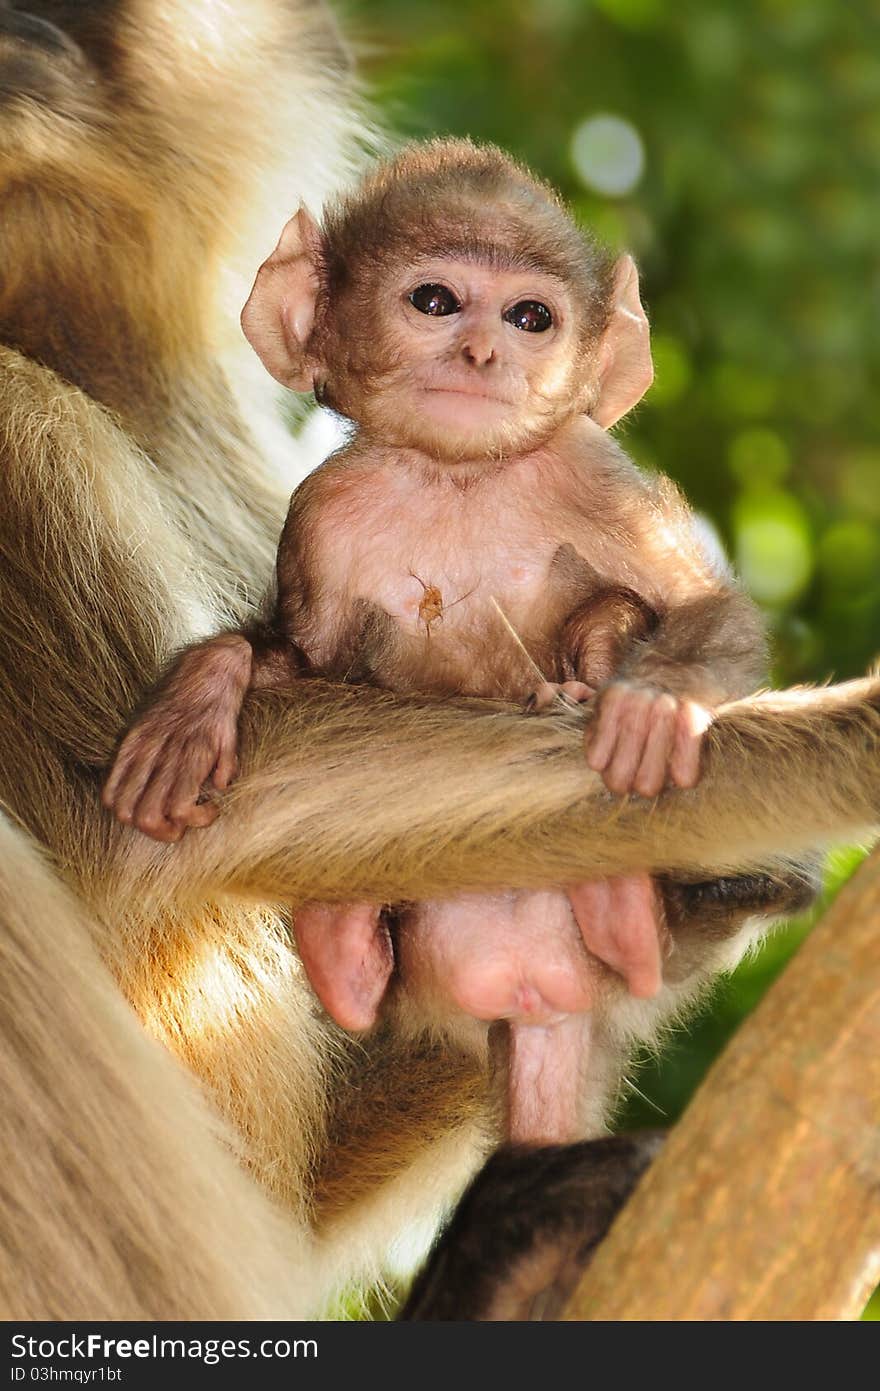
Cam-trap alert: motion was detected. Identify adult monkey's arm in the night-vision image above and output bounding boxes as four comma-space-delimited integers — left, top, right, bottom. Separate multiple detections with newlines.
124, 676, 880, 911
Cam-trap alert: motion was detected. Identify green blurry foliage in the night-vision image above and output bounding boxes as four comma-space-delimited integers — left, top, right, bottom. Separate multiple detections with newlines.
619, 845, 867, 1129
344, 0, 879, 1315
353, 0, 880, 677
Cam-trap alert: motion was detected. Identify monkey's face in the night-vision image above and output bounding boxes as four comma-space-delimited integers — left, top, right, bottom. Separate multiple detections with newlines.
324, 257, 591, 463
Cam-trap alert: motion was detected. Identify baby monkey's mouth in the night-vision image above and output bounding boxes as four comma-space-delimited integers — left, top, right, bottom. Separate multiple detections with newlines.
422, 383, 516, 406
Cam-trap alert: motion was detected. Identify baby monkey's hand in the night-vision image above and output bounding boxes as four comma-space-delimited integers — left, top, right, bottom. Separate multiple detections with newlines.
102, 636, 249, 842
585, 680, 713, 798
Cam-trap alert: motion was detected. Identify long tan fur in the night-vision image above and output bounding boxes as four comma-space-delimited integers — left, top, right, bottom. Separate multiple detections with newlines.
1, 1, 878, 1318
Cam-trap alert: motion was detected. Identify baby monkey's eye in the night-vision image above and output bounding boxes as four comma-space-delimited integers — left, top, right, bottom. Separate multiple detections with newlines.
503, 300, 553, 333
409, 283, 461, 316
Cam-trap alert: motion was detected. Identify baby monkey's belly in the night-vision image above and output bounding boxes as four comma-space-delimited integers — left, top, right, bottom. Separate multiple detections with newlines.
400, 890, 597, 1025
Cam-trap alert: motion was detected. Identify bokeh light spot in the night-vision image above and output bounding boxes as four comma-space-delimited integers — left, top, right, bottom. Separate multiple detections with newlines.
571, 114, 645, 197
733, 489, 812, 605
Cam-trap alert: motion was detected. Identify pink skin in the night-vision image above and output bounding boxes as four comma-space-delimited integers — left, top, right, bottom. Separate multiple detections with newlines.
294, 902, 393, 1032
294, 878, 670, 1144
295, 881, 667, 1033
401, 890, 604, 1145
505, 1015, 594, 1145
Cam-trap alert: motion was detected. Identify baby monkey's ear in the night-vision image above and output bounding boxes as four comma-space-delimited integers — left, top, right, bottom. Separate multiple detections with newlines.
240, 208, 323, 391
591, 255, 654, 428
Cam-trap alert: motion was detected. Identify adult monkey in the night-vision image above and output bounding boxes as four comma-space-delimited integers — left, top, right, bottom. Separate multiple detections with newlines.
1, 0, 879, 1321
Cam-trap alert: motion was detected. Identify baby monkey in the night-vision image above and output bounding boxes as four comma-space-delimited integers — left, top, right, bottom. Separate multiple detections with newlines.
104, 140, 767, 1143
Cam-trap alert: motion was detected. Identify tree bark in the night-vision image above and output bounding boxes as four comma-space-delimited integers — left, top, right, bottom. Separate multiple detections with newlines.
564, 846, 880, 1321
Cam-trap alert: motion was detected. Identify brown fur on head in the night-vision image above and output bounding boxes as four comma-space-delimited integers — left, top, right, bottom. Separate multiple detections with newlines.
241, 137, 654, 461
318, 137, 614, 339
316, 139, 614, 450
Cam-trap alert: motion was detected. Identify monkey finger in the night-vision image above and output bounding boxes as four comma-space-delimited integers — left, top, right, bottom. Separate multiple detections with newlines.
101, 759, 126, 808
166, 781, 222, 829
584, 683, 630, 771
527, 682, 562, 713
105, 738, 173, 825
130, 751, 203, 842
559, 681, 593, 702
101, 727, 154, 807
528, 680, 593, 714
632, 694, 677, 798
130, 807, 184, 844
669, 700, 712, 789
174, 800, 220, 829
211, 740, 240, 790
163, 737, 228, 826
600, 692, 655, 794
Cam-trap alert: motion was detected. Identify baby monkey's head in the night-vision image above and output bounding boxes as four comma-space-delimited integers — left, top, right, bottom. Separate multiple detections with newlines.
242, 138, 653, 463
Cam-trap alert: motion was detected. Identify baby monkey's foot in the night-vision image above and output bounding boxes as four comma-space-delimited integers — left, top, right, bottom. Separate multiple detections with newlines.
568, 873, 667, 999
585, 679, 713, 797
526, 680, 594, 713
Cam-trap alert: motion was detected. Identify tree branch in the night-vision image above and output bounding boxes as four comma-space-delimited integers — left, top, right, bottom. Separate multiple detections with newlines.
564, 844, 880, 1320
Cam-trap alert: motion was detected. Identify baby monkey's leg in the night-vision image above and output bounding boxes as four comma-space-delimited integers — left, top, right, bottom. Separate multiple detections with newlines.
567, 874, 666, 999
293, 902, 393, 1032
526, 676, 668, 1002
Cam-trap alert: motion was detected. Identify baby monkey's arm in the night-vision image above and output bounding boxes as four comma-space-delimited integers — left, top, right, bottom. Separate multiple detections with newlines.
584, 585, 766, 798
527, 442, 767, 803
103, 489, 316, 842
102, 625, 305, 842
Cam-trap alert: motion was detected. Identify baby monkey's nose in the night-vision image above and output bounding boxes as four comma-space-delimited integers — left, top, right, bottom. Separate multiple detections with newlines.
461, 331, 497, 366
